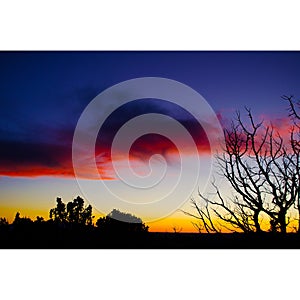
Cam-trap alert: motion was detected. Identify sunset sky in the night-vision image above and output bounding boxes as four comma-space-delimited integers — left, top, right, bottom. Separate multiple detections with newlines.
1, 51, 300, 232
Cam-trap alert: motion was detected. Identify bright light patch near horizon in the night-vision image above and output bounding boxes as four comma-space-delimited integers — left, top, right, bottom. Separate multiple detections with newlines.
72, 77, 224, 222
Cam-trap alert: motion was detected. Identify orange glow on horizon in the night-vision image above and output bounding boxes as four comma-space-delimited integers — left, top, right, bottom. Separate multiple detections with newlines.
1, 203, 298, 234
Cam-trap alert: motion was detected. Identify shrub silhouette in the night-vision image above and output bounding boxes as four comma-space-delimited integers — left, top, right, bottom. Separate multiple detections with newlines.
96, 209, 149, 233
0, 217, 8, 227
34, 216, 44, 224
13, 212, 33, 226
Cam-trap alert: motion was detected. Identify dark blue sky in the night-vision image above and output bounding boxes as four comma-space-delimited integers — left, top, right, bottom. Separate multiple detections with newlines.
1, 51, 300, 130
1, 51, 300, 177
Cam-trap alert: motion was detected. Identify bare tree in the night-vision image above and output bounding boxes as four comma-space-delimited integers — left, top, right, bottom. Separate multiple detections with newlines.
283, 95, 300, 232
188, 100, 300, 234
181, 196, 220, 233
171, 225, 183, 233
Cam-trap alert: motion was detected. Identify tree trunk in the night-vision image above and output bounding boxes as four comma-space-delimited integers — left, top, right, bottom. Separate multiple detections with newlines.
253, 210, 262, 233
297, 207, 300, 234
278, 212, 287, 234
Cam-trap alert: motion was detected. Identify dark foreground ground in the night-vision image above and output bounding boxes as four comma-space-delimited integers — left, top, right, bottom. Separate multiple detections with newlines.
1, 226, 300, 248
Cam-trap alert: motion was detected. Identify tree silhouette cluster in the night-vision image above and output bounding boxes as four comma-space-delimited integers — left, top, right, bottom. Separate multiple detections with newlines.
48, 196, 148, 232
0, 196, 149, 248
49, 196, 94, 226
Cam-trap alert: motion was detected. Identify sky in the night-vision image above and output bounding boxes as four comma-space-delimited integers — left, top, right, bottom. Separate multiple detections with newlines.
1, 51, 300, 232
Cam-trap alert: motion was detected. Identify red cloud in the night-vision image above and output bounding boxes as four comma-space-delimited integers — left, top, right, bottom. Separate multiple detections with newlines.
9, 111, 296, 180
223, 114, 296, 156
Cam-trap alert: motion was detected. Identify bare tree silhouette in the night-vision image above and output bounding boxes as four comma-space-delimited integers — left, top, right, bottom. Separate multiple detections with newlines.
188, 96, 300, 234
182, 197, 220, 233
171, 225, 183, 233
283, 95, 300, 232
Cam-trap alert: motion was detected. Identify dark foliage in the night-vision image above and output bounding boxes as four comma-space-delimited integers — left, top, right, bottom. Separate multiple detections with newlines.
0, 197, 151, 248
0, 217, 8, 227
49, 196, 94, 226
96, 209, 149, 234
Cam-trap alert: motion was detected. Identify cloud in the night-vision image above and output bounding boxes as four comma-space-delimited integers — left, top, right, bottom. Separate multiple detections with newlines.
222, 113, 296, 155
0, 98, 216, 179
0, 139, 73, 177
